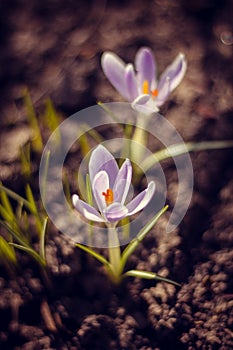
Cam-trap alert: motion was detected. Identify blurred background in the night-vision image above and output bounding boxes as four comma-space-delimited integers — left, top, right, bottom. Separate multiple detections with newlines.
0, 0, 232, 121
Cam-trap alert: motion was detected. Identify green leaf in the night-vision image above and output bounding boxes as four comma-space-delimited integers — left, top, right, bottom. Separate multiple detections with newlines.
0, 220, 28, 247
25, 184, 44, 234
86, 174, 93, 206
0, 204, 15, 222
9, 242, 46, 267
75, 243, 112, 270
23, 88, 43, 153
63, 170, 72, 206
79, 133, 91, 158
0, 236, 17, 264
141, 140, 233, 172
123, 269, 180, 287
25, 184, 38, 214
120, 205, 168, 273
0, 186, 14, 219
97, 102, 124, 129
43, 98, 61, 132
0, 184, 36, 215
39, 216, 48, 262
19, 143, 31, 178
40, 150, 51, 203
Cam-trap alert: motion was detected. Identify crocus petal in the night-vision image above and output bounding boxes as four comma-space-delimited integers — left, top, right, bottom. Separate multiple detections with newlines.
126, 181, 155, 215
156, 76, 171, 107
101, 52, 130, 100
72, 194, 105, 222
92, 170, 109, 213
89, 145, 119, 188
158, 53, 187, 93
125, 64, 139, 100
104, 202, 128, 223
132, 94, 159, 114
113, 158, 132, 204
135, 47, 157, 92
132, 94, 151, 105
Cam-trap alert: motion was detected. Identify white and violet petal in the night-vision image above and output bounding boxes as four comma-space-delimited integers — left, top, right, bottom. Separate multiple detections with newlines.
89, 145, 119, 188
113, 158, 132, 204
101, 52, 130, 100
125, 64, 139, 101
126, 181, 155, 215
132, 94, 159, 114
72, 194, 105, 222
135, 47, 157, 91
92, 170, 109, 213
156, 76, 171, 107
103, 202, 128, 223
158, 53, 187, 93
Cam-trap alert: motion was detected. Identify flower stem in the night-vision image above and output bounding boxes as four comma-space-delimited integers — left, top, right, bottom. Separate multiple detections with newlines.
107, 225, 122, 284
131, 114, 150, 164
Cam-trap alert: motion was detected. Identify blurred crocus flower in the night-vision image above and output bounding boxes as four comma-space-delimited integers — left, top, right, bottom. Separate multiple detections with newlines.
72, 145, 155, 223
101, 47, 187, 113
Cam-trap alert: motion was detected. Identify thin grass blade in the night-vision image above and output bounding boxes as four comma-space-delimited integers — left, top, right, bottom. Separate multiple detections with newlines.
123, 269, 180, 287
120, 205, 168, 273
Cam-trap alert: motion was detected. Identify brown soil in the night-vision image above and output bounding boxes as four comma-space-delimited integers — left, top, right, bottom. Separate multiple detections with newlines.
0, 0, 233, 349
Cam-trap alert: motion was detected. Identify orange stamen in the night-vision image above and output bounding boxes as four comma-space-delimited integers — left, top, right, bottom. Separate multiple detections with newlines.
142, 80, 149, 94
151, 88, 159, 98
142, 80, 159, 99
102, 188, 114, 206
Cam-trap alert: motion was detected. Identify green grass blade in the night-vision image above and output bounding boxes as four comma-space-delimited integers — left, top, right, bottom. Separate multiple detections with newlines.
141, 140, 233, 172
123, 269, 180, 286
63, 170, 72, 206
43, 98, 61, 132
0, 186, 14, 219
120, 205, 168, 273
25, 184, 38, 214
0, 236, 17, 264
40, 150, 51, 203
39, 217, 48, 262
0, 220, 28, 247
19, 143, 31, 178
86, 174, 93, 206
23, 88, 43, 153
79, 133, 91, 158
0, 184, 36, 214
0, 204, 15, 222
75, 243, 111, 269
97, 102, 125, 129
9, 242, 46, 267
85, 174, 94, 245
16, 200, 24, 219
25, 184, 43, 234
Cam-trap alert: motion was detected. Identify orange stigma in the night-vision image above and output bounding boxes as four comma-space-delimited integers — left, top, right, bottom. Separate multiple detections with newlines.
102, 188, 114, 206
142, 80, 158, 99
151, 88, 159, 98
142, 80, 149, 94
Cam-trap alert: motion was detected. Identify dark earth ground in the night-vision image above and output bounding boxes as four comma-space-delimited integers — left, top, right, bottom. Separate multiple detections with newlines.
0, 0, 233, 349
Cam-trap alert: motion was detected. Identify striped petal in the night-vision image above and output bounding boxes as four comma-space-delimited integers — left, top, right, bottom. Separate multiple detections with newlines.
125, 64, 139, 100
132, 94, 159, 114
89, 145, 119, 188
92, 170, 109, 213
104, 202, 128, 223
72, 194, 105, 222
156, 76, 171, 107
113, 159, 132, 204
101, 52, 130, 100
126, 181, 155, 215
158, 53, 187, 93
135, 47, 157, 92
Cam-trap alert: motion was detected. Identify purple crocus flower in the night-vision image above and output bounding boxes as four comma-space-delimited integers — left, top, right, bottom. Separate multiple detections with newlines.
101, 47, 187, 113
72, 145, 155, 223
